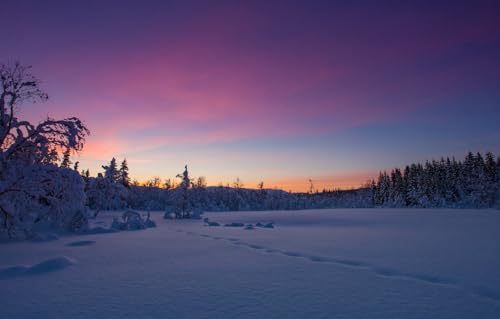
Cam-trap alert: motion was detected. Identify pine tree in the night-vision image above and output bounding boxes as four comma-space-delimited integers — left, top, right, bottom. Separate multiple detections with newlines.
118, 159, 130, 187
175, 165, 192, 218
374, 172, 391, 206
176, 165, 192, 190
390, 168, 405, 206
103, 158, 119, 183
372, 152, 499, 208
484, 152, 497, 206
194, 176, 207, 188
60, 148, 72, 168
496, 157, 500, 207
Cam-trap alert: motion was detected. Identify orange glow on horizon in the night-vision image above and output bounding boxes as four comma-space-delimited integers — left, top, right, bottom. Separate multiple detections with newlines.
127, 173, 376, 193
240, 173, 376, 193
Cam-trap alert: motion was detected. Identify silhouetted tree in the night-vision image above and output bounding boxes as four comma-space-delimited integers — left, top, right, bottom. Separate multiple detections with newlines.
60, 148, 71, 168
194, 176, 207, 188
373, 152, 500, 208
119, 158, 130, 187
233, 177, 243, 189
0, 62, 89, 237
175, 165, 193, 218
103, 157, 118, 183
0, 62, 89, 165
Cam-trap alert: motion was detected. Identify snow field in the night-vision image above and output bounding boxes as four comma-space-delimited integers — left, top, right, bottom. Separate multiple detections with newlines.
0, 209, 499, 318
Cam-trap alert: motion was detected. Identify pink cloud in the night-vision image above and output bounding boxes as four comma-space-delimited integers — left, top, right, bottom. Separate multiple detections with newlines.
18, 1, 498, 169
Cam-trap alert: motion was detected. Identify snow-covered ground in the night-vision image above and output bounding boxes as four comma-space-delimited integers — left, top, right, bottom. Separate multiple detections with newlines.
1, 209, 499, 318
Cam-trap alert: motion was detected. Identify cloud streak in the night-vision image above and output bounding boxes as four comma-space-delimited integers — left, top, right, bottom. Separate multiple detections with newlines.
4, 0, 500, 190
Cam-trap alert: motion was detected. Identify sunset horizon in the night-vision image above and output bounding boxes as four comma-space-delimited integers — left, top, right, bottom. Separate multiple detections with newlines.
4, 0, 499, 192
2, 1, 500, 318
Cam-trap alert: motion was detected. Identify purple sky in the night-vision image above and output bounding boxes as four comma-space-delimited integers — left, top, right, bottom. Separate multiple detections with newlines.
2, 0, 500, 191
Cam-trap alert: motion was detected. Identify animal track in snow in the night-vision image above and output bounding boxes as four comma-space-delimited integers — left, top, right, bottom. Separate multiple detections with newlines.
178, 229, 500, 304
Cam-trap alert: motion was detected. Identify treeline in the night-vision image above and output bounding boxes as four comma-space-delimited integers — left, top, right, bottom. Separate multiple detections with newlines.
372, 152, 500, 208
2, 62, 499, 240
82, 160, 372, 213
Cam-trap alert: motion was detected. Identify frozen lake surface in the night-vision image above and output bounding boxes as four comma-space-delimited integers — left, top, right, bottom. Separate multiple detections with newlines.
1, 209, 500, 318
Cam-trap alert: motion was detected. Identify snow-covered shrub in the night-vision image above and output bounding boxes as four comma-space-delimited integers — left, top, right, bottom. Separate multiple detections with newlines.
144, 212, 157, 228
164, 210, 176, 220
111, 209, 156, 231
86, 176, 129, 210
190, 207, 204, 219
0, 161, 88, 238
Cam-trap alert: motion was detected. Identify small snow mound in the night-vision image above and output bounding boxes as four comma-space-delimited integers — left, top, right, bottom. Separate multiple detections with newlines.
111, 210, 156, 231
203, 218, 220, 226
26, 256, 76, 274
165, 209, 203, 220
224, 222, 245, 227
190, 209, 204, 219
164, 212, 176, 219
207, 221, 220, 226
66, 240, 95, 247
0, 256, 76, 279
0, 265, 29, 279
256, 222, 274, 229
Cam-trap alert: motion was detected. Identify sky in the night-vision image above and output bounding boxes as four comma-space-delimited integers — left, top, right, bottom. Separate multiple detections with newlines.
2, 0, 500, 191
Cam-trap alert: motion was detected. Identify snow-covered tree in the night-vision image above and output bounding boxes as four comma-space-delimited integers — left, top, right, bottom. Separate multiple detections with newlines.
86, 158, 130, 210
0, 62, 90, 238
0, 163, 88, 238
118, 158, 130, 187
85, 174, 128, 211
164, 165, 195, 219
175, 165, 193, 218
177, 165, 192, 190
102, 157, 119, 183
372, 152, 500, 208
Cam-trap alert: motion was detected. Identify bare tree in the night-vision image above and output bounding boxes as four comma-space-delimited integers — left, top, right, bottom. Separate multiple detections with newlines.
233, 177, 243, 189
195, 176, 207, 188
0, 62, 89, 165
145, 177, 162, 188
308, 179, 314, 194
258, 181, 264, 191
